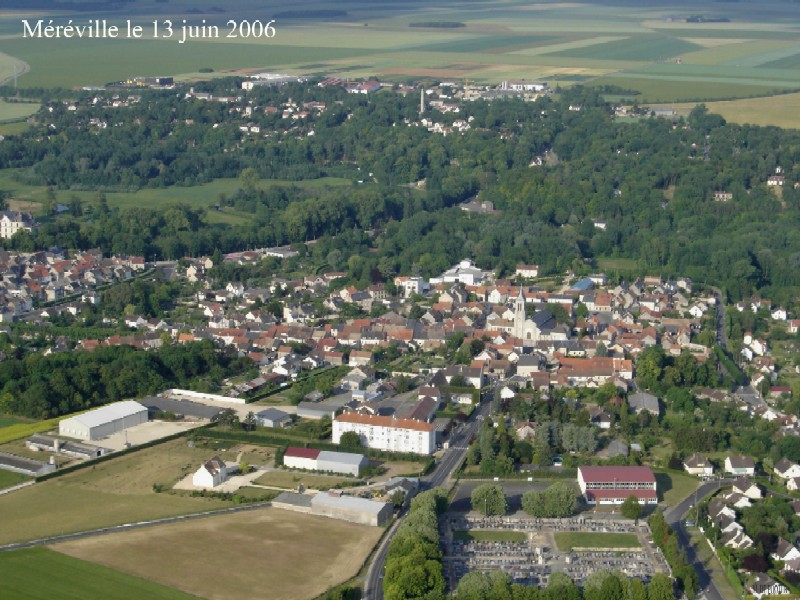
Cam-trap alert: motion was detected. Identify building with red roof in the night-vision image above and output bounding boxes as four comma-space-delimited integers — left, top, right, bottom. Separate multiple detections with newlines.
577, 466, 658, 505
283, 447, 321, 470
333, 413, 436, 455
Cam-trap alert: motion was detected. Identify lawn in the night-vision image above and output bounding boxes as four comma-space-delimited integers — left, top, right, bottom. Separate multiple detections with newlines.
655, 470, 701, 507
0, 548, 195, 600
0, 469, 30, 490
0, 417, 61, 444
0, 438, 238, 545
454, 530, 526, 543
0, 415, 27, 428
596, 257, 639, 273
54, 507, 383, 600
554, 532, 640, 551
687, 529, 741, 599
0, 99, 38, 123
0, 170, 353, 224
253, 470, 357, 490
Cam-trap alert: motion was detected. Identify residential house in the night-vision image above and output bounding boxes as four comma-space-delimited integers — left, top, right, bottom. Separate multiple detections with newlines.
627, 392, 660, 416
192, 456, 233, 488
724, 455, 756, 476
774, 457, 800, 480
683, 453, 714, 478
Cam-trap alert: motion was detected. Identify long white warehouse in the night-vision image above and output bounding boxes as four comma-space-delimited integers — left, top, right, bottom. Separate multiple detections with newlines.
59, 400, 148, 441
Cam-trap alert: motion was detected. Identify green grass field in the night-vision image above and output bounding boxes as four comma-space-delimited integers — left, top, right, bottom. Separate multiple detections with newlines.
0, 415, 27, 428
0, 417, 61, 444
0, 469, 30, 490
453, 530, 526, 543
554, 532, 640, 550
655, 470, 701, 507
253, 470, 356, 490
0, 438, 238, 545
0, 99, 38, 123
668, 92, 800, 129
0, 170, 353, 223
0, 548, 195, 600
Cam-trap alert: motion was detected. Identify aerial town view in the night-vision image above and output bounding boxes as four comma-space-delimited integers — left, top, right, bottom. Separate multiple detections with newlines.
2, 1, 800, 599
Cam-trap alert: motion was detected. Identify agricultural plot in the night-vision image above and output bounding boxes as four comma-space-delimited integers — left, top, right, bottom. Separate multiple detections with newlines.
545, 34, 702, 62
0, 99, 38, 123
0, 548, 194, 600
0, 438, 238, 545
1, 2, 800, 122
668, 92, 800, 129
54, 508, 383, 600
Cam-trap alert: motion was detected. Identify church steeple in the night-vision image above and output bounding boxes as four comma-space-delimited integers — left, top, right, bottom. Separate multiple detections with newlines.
513, 288, 525, 338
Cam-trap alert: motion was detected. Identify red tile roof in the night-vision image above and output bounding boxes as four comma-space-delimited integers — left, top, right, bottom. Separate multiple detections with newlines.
579, 466, 656, 484
284, 447, 320, 460
335, 413, 435, 432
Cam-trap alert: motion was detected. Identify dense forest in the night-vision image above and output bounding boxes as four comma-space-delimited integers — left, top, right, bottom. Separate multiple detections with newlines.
0, 340, 252, 418
2, 81, 800, 306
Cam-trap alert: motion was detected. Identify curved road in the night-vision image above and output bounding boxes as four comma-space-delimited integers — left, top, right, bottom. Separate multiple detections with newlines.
364, 394, 491, 600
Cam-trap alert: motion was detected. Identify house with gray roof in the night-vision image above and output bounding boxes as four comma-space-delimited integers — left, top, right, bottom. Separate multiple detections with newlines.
628, 392, 659, 416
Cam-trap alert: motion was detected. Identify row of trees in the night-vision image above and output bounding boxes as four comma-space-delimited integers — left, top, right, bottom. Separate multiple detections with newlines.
454, 569, 676, 600
647, 511, 698, 598
383, 488, 448, 600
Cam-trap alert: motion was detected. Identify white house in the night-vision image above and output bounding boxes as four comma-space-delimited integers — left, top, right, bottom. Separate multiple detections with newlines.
774, 458, 800, 480
748, 574, 791, 599
683, 453, 714, 478
0, 211, 35, 239
771, 539, 800, 564
192, 456, 233, 488
732, 476, 762, 499
515, 264, 539, 279
724, 455, 756, 476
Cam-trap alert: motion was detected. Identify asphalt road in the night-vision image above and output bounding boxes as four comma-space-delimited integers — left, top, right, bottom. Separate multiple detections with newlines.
664, 478, 731, 600
363, 393, 492, 600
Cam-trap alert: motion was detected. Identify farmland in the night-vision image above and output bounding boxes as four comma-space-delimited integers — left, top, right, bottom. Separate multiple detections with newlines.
0, 438, 237, 545
0, 548, 195, 600
54, 508, 383, 600
0, 99, 38, 123
0, 0, 798, 110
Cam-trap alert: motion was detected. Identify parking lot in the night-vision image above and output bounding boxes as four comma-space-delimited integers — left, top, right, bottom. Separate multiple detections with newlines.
443, 514, 670, 589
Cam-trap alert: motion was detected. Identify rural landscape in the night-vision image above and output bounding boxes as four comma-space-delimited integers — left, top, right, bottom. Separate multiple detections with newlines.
0, 1, 800, 600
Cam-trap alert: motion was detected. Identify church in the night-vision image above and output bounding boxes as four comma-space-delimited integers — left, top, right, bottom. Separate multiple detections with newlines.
488, 290, 567, 345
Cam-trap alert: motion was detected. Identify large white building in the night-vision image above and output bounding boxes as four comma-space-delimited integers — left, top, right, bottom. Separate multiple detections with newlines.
59, 400, 148, 441
333, 413, 436, 455
282, 447, 368, 476
0, 211, 35, 240
577, 466, 658, 505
